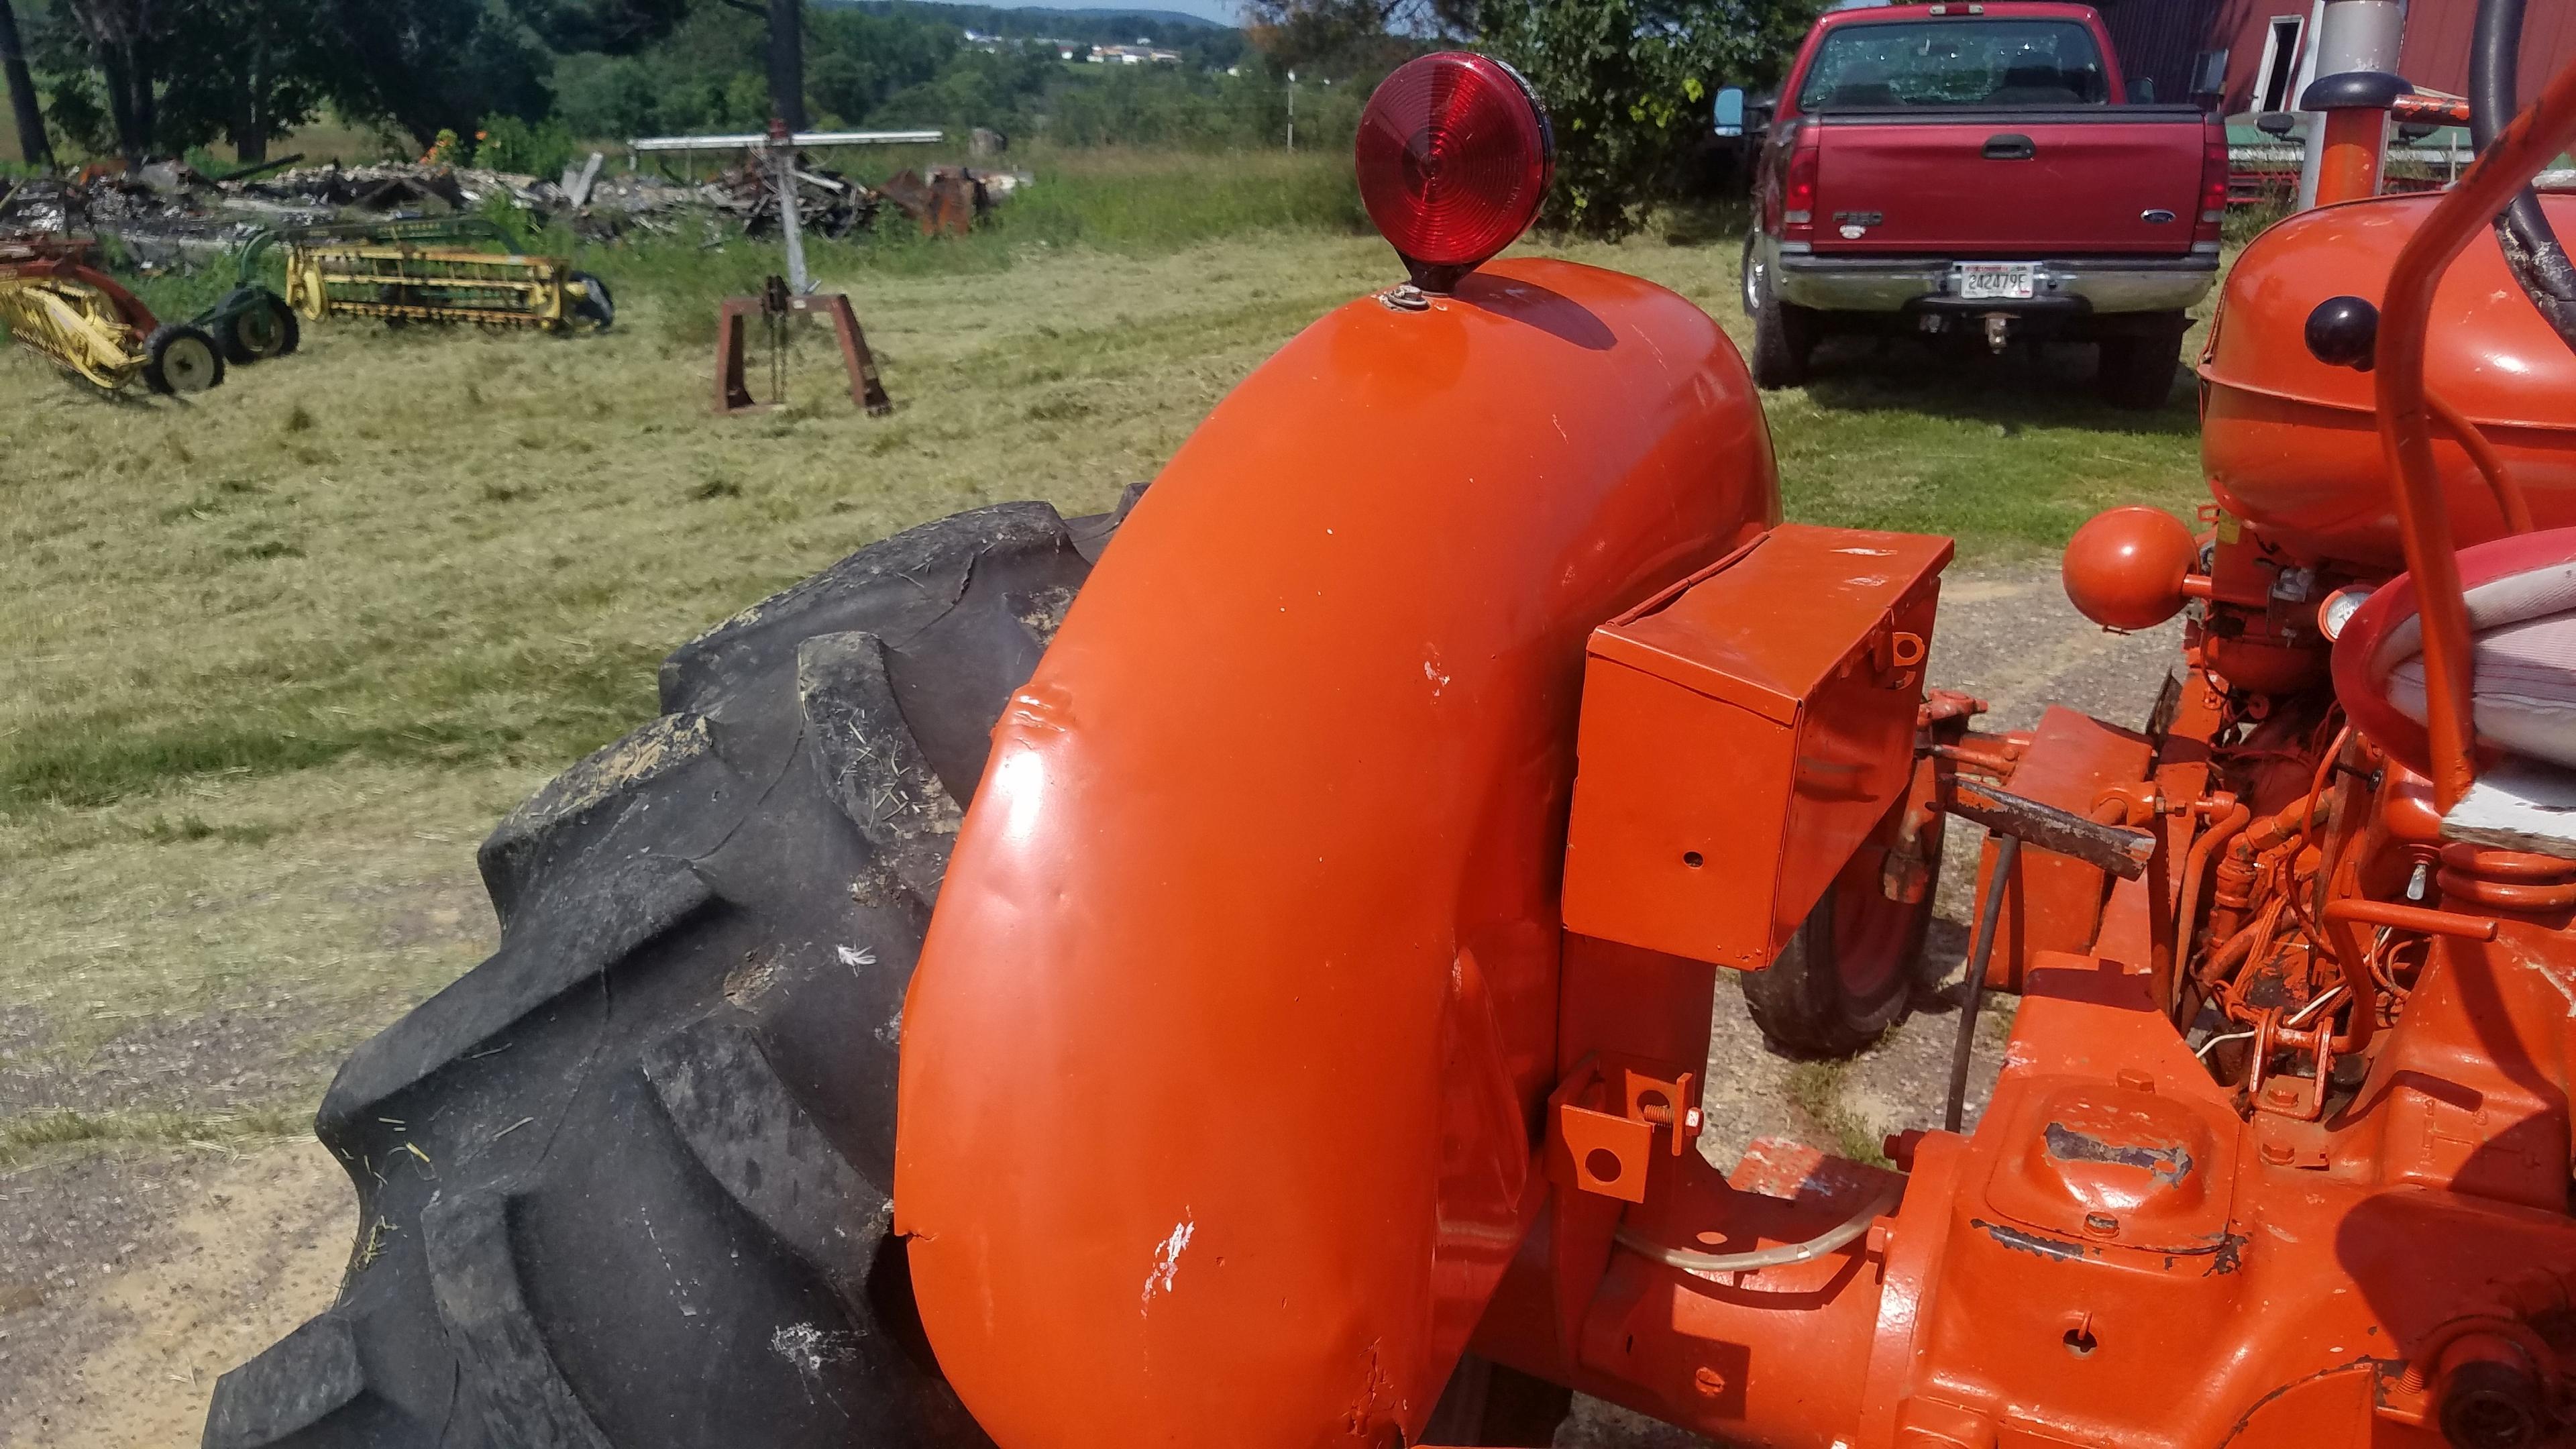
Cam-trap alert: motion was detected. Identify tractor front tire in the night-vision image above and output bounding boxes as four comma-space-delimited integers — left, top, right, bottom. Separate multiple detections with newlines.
1739, 810, 1945, 1059
203, 499, 1137, 1449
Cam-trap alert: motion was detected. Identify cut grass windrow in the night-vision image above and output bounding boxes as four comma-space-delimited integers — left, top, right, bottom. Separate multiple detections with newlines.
0, 1108, 308, 1171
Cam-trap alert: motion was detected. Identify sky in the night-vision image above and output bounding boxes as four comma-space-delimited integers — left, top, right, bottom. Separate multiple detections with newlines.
906, 1, 1248, 25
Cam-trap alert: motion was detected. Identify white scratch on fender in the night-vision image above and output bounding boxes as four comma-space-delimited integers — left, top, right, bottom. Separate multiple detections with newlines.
1142, 1212, 1195, 1313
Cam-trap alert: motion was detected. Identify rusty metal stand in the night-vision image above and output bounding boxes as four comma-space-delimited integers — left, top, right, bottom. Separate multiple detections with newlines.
714, 280, 892, 415
712, 117, 896, 417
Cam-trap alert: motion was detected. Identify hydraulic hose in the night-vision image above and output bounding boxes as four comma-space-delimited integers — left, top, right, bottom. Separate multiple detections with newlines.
2471, 0, 2576, 353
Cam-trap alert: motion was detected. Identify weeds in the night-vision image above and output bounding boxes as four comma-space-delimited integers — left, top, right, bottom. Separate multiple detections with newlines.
0, 1107, 305, 1169
1786, 1061, 1891, 1169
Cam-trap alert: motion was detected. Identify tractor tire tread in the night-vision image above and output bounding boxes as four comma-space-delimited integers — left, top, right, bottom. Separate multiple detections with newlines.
205, 498, 1126, 1449
421, 1184, 617, 1449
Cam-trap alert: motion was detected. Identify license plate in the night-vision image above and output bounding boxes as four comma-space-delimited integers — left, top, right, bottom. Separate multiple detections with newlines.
1954, 262, 2039, 301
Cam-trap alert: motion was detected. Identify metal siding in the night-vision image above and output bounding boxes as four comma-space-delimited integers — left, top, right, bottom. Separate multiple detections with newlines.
2394, 0, 2576, 101
2101, 0, 2231, 102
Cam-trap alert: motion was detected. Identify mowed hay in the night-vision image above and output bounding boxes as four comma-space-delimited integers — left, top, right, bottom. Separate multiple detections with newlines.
0, 221, 2203, 1155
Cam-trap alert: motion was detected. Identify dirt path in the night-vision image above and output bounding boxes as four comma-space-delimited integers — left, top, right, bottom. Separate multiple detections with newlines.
0, 1142, 347, 1448
0, 561, 2176, 1447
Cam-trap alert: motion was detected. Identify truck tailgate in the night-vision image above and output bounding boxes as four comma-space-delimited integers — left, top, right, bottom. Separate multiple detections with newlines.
1813, 109, 2205, 256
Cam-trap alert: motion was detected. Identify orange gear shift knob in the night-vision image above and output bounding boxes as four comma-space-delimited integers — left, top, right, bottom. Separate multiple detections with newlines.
2062, 504, 2198, 630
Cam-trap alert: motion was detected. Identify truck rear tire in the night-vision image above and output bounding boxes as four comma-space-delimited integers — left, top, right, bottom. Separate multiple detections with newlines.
1739, 808, 1944, 1059
1746, 237, 1817, 389
2096, 321, 2184, 410
202, 499, 1144, 1449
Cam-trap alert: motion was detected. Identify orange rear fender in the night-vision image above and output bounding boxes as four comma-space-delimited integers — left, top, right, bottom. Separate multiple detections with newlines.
894, 258, 1780, 1448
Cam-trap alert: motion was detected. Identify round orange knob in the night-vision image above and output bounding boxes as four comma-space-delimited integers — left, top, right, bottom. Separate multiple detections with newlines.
2061, 505, 2197, 631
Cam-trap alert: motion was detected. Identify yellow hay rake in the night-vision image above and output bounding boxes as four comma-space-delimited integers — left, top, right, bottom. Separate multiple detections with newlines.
256, 221, 612, 333
0, 240, 233, 395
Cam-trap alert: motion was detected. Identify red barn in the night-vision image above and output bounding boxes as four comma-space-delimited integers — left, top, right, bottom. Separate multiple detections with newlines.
2098, 0, 2576, 113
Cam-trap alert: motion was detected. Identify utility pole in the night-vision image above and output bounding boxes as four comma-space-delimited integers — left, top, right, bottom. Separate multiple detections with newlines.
0, 0, 54, 170
768, 0, 808, 133
1287, 68, 1297, 154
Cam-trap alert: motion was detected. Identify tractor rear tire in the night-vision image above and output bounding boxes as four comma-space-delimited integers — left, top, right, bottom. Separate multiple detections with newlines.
1739, 810, 1945, 1059
202, 498, 1142, 1449
143, 323, 225, 395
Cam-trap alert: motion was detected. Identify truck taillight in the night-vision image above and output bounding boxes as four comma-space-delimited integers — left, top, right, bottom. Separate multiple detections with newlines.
2196, 127, 2229, 246
1784, 139, 1820, 243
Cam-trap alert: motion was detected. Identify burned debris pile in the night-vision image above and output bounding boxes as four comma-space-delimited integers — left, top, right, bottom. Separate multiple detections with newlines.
0, 146, 1030, 266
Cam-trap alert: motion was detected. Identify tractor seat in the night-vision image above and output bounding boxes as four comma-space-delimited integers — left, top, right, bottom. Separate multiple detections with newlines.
2335, 527, 2576, 859
2375, 551, 2576, 770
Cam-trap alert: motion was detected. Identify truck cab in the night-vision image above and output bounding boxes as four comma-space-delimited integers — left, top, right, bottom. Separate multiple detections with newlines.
1737, 0, 2229, 407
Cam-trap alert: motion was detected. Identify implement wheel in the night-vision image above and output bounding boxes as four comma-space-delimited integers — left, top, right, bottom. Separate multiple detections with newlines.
203, 498, 1139, 1449
142, 323, 224, 395
567, 270, 614, 332
221, 292, 301, 364
1740, 804, 1944, 1059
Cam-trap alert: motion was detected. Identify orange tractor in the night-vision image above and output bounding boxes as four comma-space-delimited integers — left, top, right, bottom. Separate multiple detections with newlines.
207, 14, 2576, 1449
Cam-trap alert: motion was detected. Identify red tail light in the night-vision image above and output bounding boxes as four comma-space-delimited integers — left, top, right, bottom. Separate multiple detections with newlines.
2196, 123, 2230, 246
1782, 134, 1821, 244
1355, 52, 1553, 289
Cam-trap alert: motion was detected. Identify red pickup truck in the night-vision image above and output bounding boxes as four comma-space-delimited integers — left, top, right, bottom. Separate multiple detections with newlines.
1734, 0, 2229, 408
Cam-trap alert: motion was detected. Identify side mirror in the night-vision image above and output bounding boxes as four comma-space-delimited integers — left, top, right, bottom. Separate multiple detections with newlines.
2132, 76, 2157, 103
1714, 86, 1746, 138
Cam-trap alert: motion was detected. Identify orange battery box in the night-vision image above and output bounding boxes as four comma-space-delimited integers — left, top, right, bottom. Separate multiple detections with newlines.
1562, 523, 1952, 969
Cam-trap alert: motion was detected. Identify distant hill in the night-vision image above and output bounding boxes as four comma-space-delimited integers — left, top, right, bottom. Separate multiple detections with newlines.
816, 2, 1237, 40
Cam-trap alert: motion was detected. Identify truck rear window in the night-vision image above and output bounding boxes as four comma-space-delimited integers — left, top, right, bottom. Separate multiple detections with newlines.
1795, 19, 2110, 110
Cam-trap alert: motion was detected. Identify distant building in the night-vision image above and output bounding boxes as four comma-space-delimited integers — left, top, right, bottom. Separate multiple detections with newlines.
1088, 44, 1183, 65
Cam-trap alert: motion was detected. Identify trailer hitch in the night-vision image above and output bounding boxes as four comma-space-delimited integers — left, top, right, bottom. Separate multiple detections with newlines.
1932, 778, 2156, 1131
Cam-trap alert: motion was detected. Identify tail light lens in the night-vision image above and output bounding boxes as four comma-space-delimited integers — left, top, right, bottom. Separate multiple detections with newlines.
1782, 135, 1821, 244
2196, 123, 2230, 246
1355, 52, 1554, 285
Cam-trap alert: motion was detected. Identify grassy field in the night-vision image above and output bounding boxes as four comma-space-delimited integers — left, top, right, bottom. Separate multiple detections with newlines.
0, 154, 2207, 1165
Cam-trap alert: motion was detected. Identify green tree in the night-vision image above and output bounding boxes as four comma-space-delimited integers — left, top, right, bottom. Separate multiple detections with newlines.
1245, 0, 1471, 76
156, 0, 336, 164
324, 0, 553, 151
49, 0, 156, 164
1475, 0, 1815, 237
0, 0, 52, 167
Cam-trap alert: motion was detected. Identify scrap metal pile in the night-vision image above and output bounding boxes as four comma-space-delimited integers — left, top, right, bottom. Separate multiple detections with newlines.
0, 146, 1027, 267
